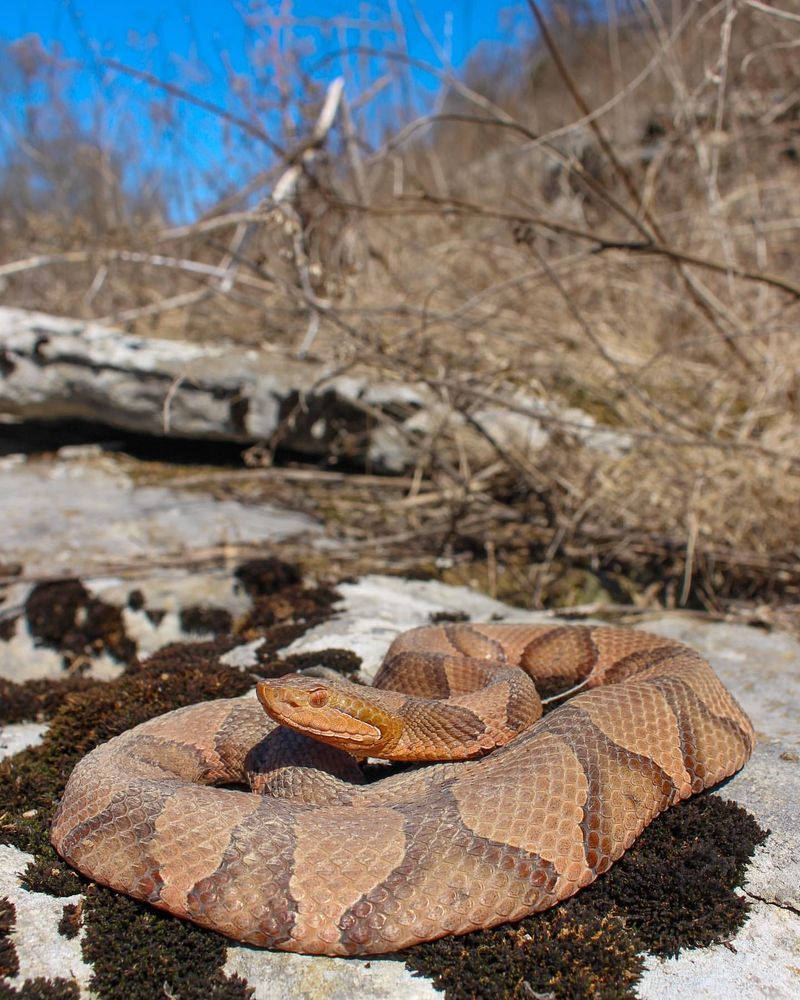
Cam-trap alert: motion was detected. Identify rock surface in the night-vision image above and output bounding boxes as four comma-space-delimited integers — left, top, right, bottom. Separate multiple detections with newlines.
0, 447, 320, 684
0, 448, 319, 578
1, 574, 798, 998
0, 307, 630, 471
638, 739, 800, 999
0, 843, 91, 988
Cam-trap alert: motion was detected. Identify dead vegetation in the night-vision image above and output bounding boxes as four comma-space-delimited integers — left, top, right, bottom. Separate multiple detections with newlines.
1, 0, 799, 616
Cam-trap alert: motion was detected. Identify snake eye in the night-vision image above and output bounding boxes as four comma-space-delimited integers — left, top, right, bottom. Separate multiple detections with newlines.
308, 688, 329, 708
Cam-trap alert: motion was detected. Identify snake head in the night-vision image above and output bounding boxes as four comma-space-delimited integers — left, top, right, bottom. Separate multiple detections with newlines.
256, 675, 401, 756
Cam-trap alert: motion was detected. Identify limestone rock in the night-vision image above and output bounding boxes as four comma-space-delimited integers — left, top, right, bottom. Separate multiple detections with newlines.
1, 575, 796, 998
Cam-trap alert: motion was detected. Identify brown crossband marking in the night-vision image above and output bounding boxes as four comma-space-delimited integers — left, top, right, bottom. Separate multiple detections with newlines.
51, 622, 755, 956
600, 644, 687, 684
55, 781, 168, 899
519, 626, 599, 690
337, 789, 561, 953
445, 623, 508, 661
374, 652, 454, 697
120, 734, 212, 781
539, 704, 679, 874
648, 673, 755, 791
186, 798, 301, 948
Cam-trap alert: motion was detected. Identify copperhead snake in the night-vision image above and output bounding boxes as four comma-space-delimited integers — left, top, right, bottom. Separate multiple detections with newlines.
51, 623, 754, 956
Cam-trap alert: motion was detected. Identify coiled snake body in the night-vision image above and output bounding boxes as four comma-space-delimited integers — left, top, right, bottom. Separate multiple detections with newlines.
51, 623, 754, 956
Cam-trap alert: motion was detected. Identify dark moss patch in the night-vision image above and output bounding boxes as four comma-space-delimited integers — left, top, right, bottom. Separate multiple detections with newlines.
0, 978, 80, 1000
403, 794, 767, 998
253, 623, 319, 662
596, 794, 767, 956
47, 645, 255, 761
127, 636, 242, 674
0, 676, 100, 725
24, 580, 136, 667
126, 589, 145, 611
19, 856, 84, 898
57, 902, 82, 940
428, 611, 470, 624
126, 587, 168, 624
237, 583, 338, 635
0, 737, 75, 865
0, 899, 18, 979
234, 557, 301, 597
25, 580, 85, 648
81, 885, 253, 1000
180, 605, 234, 636
0, 616, 18, 643
405, 899, 643, 1000
238, 597, 279, 630
280, 647, 362, 679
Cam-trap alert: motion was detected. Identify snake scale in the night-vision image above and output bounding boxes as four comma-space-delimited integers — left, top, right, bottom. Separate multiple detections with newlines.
51, 623, 754, 956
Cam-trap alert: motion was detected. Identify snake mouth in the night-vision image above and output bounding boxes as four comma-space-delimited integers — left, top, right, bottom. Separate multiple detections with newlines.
292, 717, 381, 744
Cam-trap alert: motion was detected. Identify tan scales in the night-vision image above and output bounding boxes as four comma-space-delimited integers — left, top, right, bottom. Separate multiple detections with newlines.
51, 623, 754, 955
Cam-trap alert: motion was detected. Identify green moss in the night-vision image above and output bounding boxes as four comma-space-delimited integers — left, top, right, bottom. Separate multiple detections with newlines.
82, 886, 253, 1000
24, 580, 136, 667
179, 605, 234, 636
405, 899, 643, 1000
0, 677, 101, 726
0, 899, 18, 980
0, 977, 80, 1000
234, 558, 301, 597
280, 647, 362, 679
403, 794, 768, 998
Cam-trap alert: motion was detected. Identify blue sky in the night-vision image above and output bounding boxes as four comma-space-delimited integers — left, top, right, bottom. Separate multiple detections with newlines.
0, 2, 531, 218
2, 2, 524, 70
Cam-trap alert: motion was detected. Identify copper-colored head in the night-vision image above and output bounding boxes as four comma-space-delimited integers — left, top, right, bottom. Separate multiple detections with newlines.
256, 675, 401, 756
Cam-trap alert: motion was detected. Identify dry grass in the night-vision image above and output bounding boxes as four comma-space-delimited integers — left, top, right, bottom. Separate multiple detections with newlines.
1, 0, 799, 613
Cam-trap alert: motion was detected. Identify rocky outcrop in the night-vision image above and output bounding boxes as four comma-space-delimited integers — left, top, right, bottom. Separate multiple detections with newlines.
0, 307, 630, 472
1, 574, 798, 998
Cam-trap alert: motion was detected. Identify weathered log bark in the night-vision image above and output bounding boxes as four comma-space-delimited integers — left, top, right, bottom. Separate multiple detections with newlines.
0, 307, 629, 470
0, 307, 376, 458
